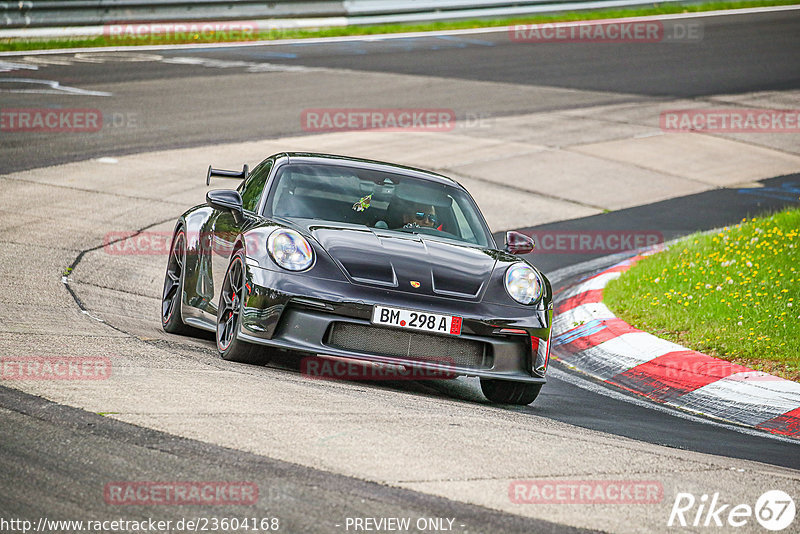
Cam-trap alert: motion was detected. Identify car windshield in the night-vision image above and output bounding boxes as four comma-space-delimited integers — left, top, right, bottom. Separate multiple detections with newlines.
267, 163, 492, 247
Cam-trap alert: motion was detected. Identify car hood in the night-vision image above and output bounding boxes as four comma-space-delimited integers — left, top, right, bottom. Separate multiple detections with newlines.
294, 221, 496, 299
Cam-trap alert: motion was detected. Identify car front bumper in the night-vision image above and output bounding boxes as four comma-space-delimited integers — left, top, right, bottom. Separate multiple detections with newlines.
238, 263, 552, 384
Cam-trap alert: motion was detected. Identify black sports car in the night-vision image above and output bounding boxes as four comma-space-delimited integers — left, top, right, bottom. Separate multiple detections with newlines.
162, 153, 552, 405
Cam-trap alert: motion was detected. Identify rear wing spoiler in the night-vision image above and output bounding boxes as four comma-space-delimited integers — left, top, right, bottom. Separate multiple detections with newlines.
206, 164, 249, 186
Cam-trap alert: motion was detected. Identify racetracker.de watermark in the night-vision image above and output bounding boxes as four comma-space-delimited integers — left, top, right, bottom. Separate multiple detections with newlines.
509, 480, 663, 504
103, 231, 259, 256
657, 361, 785, 382
509, 19, 702, 43
301, 356, 457, 381
104, 481, 259, 506
105, 231, 174, 255
301, 108, 457, 132
0, 108, 138, 132
0, 357, 111, 380
104, 21, 259, 43
526, 231, 663, 254
661, 109, 800, 133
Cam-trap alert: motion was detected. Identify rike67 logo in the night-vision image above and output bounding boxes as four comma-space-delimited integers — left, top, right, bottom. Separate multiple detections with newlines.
668, 490, 795, 530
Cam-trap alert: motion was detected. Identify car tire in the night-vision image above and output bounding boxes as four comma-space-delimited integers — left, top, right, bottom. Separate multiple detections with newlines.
162, 228, 201, 336
216, 250, 271, 365
480, 378, 542, 405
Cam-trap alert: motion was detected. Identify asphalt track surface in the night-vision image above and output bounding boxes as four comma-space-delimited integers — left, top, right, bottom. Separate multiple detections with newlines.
1, 8, 799, 532
2, 9, 799, 174
0, 387, 584, 534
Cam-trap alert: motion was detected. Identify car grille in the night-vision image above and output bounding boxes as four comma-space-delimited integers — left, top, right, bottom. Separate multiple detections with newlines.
326, 322, 489, 369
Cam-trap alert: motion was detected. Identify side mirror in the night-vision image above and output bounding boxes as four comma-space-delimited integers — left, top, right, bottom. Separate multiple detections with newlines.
505, 231, 535, 255
207, 189, 244, 223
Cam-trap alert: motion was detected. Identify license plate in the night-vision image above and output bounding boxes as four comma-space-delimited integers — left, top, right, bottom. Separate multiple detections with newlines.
372, 305, 462, 336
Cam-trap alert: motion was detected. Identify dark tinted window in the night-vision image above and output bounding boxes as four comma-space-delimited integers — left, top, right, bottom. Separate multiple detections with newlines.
267, 163, 492, 247
240, 160, 273, 213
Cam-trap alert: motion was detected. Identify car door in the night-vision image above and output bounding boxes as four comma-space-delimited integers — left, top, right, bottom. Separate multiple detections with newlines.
209, 159, 274, 313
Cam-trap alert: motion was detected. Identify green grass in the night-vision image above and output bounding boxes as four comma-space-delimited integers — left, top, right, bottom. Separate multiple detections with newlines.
604, 208, 800, 381
1, 0, 798, 52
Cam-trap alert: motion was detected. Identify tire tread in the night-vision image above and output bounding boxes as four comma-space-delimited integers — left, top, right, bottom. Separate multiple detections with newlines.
480, 378, 542, 405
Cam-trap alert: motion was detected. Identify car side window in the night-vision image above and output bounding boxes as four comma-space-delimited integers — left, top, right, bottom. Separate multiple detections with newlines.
450, 197, 479, 244
240, 160, 273, 213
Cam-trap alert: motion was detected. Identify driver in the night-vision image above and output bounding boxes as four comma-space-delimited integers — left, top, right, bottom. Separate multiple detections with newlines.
402, 204, 437, 228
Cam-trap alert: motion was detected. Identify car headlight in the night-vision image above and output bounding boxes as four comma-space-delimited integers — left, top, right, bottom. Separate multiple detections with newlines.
267, 229, 314, 271
504, 263, 543, 305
